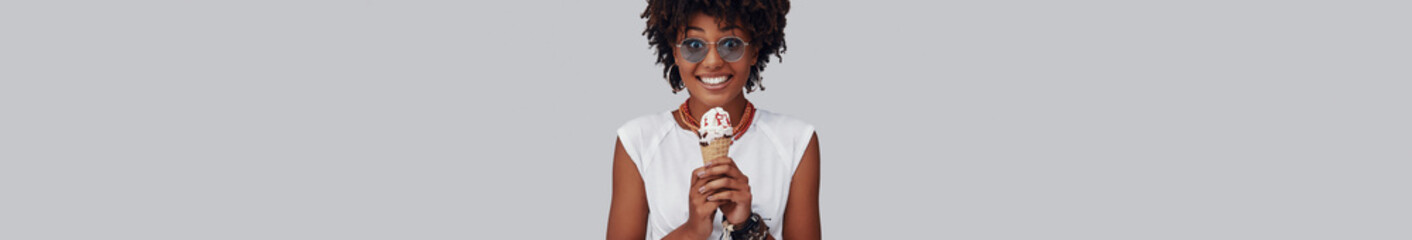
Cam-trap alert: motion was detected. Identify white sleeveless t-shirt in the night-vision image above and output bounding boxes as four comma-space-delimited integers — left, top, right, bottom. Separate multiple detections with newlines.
617, 109, 815, 240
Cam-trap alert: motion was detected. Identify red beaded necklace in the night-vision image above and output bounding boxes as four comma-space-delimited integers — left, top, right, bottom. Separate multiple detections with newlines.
677, 100, 755, 141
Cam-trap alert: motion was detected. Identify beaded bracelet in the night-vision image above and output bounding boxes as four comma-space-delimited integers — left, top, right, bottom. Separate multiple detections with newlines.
722, 213, 768, 240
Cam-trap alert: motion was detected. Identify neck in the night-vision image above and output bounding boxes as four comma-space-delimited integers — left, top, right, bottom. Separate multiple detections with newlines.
687, 96, 749, 127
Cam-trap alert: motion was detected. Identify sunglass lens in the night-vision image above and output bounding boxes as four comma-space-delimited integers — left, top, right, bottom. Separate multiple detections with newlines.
680, 39, 708, 63
719, 38, 746, 62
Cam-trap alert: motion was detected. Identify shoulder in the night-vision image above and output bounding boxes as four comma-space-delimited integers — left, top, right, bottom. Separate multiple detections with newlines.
750, 109, 817, 170
617, 111, 676, 148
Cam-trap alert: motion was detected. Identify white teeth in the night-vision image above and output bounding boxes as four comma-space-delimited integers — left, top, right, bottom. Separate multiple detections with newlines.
700, 76, 729, 85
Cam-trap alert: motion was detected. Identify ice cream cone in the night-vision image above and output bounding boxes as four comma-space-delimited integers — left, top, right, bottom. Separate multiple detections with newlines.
701, 137, 732, 163
697, 107, 734, 164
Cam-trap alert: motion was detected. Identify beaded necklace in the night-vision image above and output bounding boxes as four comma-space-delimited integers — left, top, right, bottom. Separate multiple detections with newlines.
676, 100, 755, 141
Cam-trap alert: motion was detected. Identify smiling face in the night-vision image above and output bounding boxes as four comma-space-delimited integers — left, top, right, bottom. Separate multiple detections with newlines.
676, 13, 757, 107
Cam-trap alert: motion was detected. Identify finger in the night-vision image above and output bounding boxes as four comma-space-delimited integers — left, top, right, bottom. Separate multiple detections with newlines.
691, 173, 712, 199
697, 164, 747, 183
698, 177, 741, 195
694, 165, 725, 180
691, 165, 710, 180
689, 171, 698, 195
690, 169, 717, 202
712, 158, 749, 180
694, 159, 723, 179
697, 157, 735, 176
706, 190, 750, 203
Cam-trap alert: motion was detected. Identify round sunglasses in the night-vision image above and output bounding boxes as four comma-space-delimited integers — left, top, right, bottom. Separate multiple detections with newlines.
675, 36, 750, 63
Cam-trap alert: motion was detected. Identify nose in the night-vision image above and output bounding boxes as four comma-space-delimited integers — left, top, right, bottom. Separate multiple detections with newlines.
698, 45, 725, 70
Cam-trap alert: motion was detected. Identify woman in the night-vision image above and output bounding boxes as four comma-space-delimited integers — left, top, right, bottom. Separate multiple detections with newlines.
607, 0, 820, 239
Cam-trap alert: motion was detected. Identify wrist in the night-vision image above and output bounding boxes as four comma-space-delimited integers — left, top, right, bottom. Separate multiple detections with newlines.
726, 209, 751, 225
725, 215, 746, 226
724, 213, 768, 240
684, 219, 713, 237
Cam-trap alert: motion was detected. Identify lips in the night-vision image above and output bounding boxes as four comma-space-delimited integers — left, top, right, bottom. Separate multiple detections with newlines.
701, 76, 728, 84
696, 74, 732, 90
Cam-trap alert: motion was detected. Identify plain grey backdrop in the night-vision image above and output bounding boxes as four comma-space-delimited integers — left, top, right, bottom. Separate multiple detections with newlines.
2, 0, 1408, 239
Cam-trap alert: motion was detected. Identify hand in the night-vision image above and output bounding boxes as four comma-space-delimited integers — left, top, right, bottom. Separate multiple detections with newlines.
695, 157, 753, 225
680, 164, 724, 238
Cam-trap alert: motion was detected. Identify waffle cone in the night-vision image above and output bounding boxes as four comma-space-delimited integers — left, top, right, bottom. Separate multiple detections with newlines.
700, 138, 732, 163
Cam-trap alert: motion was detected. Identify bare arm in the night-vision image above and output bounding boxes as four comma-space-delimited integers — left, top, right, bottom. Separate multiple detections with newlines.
607, 138, 649, 239
608, 137, 719, 240
781, 133, 821, 239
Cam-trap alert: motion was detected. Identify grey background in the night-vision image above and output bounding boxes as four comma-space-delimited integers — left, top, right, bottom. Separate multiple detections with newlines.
1, 0, 1408, 239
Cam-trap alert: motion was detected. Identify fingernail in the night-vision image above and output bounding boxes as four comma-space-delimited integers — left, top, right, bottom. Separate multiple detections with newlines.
697, 171, 704, 177
707, 195, 715, 200
698, 187, 705, 193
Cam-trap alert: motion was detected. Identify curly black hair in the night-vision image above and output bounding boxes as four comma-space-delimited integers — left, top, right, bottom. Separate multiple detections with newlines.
642, 0, 790, 93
